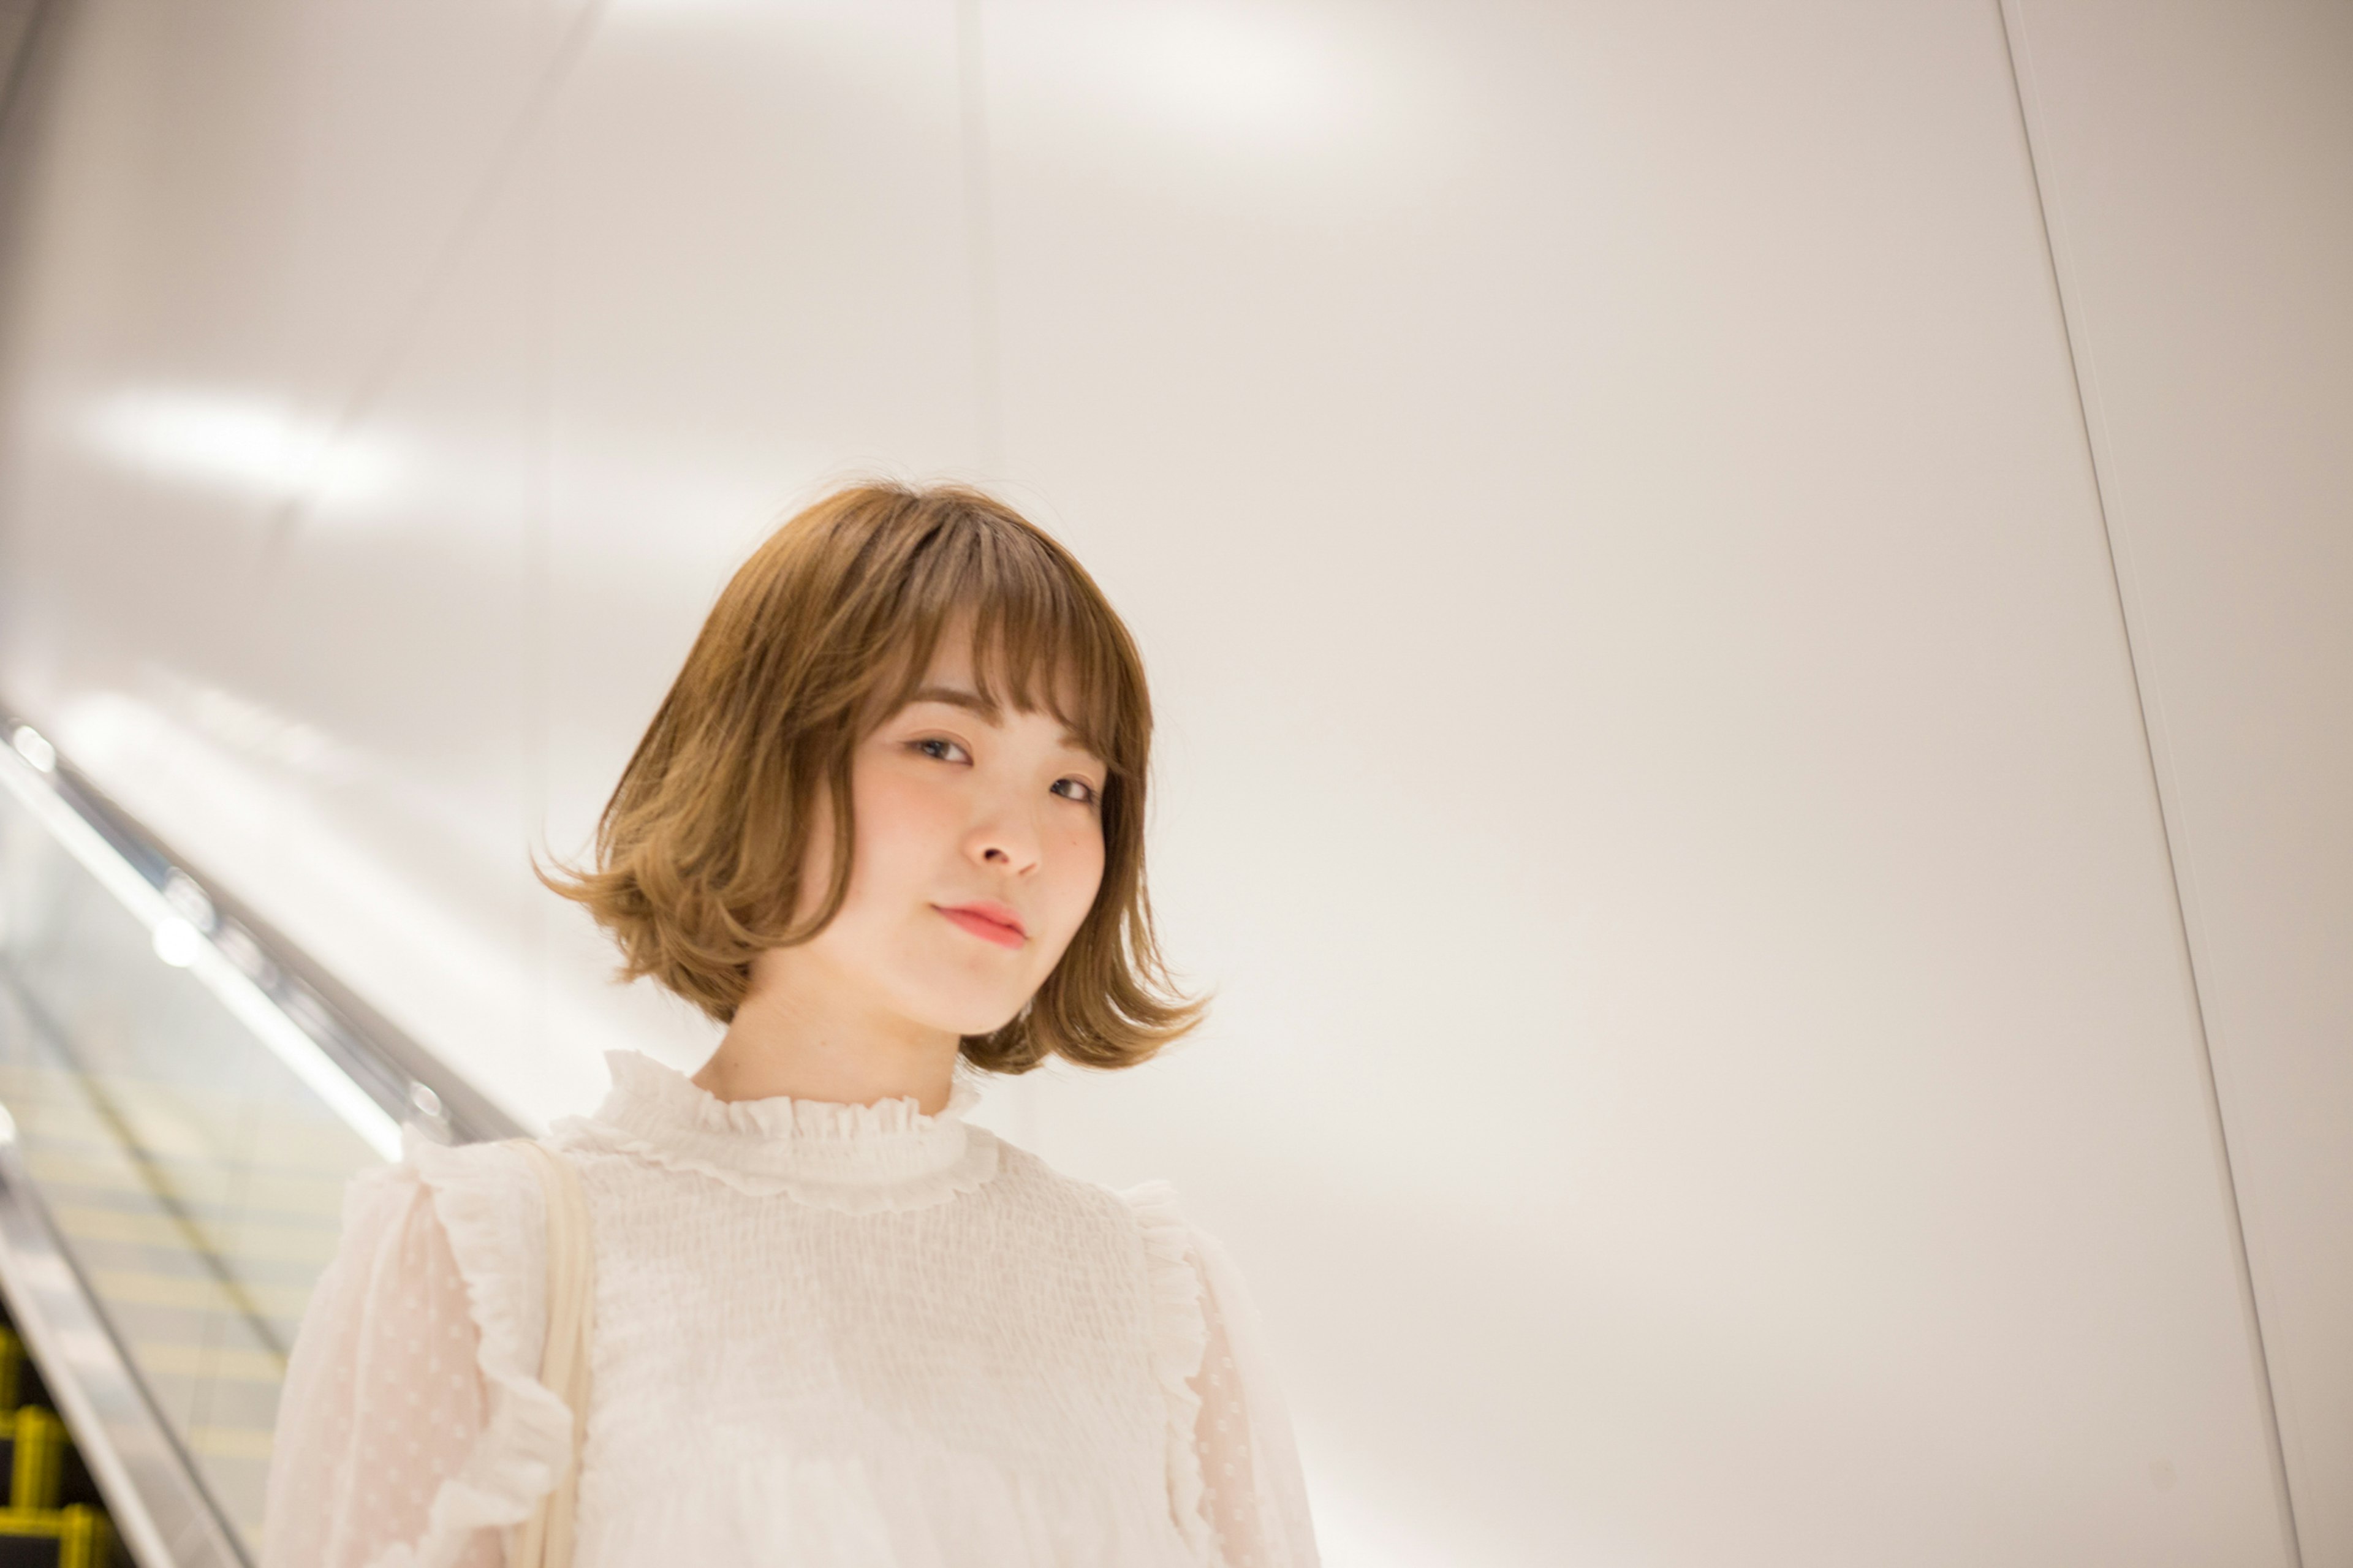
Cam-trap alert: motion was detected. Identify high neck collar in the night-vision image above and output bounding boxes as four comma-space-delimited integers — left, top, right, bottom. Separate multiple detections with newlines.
551, 1049, 999, 1213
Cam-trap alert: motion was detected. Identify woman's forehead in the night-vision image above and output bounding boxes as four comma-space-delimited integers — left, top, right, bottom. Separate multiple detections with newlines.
925, 624, 1094, 715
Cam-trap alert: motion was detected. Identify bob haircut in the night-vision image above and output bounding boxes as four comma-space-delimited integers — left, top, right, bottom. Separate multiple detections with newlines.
547, 482, 1202, 1073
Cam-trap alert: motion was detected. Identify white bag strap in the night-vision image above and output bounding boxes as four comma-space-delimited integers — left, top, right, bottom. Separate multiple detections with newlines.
501, 1138, 596, 1568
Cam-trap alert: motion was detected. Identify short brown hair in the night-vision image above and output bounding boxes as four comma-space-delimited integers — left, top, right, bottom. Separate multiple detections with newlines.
544, 482, 1202, 1072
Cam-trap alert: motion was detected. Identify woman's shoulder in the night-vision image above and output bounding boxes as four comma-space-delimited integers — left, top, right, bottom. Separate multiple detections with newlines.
347, 1129, 553, 1326
985, 1138, 1211, 1265
358, 1129, 563, 1387
333, 1127, 536, 1230
392, 1128, 546, 1229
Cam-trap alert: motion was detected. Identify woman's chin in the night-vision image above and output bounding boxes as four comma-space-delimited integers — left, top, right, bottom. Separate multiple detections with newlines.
948, 1012, 1026, 1044
904, 991, 1028, 1045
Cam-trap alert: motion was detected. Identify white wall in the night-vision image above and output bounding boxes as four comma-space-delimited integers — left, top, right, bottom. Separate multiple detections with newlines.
0, 1, 2341, 1562
2004, 1, 2353, 1559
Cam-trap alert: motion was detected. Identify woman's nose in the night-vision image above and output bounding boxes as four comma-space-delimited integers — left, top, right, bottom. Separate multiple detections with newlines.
968, 801, 1042, 873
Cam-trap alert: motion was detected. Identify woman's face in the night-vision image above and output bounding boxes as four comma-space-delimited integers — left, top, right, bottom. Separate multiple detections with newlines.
786, 633, 1109, 1041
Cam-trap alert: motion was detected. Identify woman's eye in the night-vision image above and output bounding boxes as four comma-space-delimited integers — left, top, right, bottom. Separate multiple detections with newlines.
1051, 778, 1101, 806
913, 737, 969, 763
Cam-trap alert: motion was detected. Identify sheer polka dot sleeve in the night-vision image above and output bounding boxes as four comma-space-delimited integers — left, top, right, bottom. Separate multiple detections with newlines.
262, 1160, 504, 1568
1188, 1224, 1320, 1568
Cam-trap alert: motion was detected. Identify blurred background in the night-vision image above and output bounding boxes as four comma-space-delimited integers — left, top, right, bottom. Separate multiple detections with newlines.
0, 0, 2342, 1564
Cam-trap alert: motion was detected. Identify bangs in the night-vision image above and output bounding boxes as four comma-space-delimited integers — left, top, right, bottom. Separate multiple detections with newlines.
866, 503, 1138, 772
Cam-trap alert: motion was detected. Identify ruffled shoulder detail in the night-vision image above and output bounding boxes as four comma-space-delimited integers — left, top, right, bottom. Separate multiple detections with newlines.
1118, 1181, 1214, 1558
366, 1124, 577, 1568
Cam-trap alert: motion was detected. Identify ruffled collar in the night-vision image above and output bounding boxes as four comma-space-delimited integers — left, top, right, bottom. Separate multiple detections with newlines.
550, 1049, 999, 1213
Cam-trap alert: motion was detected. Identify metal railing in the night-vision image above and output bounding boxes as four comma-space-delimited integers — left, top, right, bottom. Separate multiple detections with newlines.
0, 710, 516, 1566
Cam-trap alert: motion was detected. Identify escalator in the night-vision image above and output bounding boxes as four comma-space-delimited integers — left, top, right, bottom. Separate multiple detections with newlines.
0, 1318, 129, 1566
0, 715, 519, 1566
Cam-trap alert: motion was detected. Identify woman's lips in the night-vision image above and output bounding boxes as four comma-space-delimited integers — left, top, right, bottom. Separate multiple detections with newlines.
936, 903, 1026, 950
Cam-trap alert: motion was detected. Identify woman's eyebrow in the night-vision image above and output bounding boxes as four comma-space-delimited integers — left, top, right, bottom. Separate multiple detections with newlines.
907, 684, 998, 718
906, 685, 1093, 753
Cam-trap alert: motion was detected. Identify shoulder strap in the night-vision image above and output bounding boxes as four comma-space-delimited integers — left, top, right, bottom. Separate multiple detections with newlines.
501, 1138, 596, 1568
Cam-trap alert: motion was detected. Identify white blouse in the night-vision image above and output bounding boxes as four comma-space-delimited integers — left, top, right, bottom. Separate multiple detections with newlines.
259, 1050, 1319, 1568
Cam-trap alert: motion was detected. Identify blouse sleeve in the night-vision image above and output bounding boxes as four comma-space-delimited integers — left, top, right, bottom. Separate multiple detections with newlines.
1123, 1183, 1320, 1568
1187, 1223, 1319, 1568
261, 1131, 573, 1568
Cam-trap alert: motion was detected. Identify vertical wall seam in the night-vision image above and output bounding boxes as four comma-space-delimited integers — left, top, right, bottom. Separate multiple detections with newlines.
0, 0, 53, 145
523, 0, 555, 1089
955, 0, 1004, 475
1992, 4, 2305, 1562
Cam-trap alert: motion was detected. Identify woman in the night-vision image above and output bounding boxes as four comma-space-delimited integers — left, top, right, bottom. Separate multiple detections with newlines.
259, 484, 1319, 1567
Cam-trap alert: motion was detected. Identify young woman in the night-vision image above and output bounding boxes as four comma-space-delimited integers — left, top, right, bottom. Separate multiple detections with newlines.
259, 485, 1319, 1567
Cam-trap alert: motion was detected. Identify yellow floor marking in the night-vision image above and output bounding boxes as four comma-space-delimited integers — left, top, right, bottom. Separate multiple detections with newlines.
186, 1425, 275, 1461
86, 1270, 312, 1316
47, 1204, 339, 1265
129, 1344, 287, 1382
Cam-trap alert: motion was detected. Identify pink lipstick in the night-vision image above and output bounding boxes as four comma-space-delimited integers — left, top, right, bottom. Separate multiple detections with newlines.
936, 901, 1026, 950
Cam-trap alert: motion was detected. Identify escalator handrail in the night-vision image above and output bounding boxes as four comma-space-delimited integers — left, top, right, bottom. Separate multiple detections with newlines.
0, 712, 522, 1150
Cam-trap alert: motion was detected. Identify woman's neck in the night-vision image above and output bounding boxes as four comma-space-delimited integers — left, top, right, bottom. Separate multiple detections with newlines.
691, 950, 962, 1115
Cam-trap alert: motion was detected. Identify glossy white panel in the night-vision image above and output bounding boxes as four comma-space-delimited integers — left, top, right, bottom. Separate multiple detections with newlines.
213, 186, 552, 1124
534, 1, 985, 1078
2005, 2, 2353, 1559
982, 1, 2289, 1562
0, 0, 319, 718
0, 0, 583, 1124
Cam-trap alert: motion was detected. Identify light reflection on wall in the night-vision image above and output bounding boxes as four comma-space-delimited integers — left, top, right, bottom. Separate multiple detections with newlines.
82, 389, 401, 509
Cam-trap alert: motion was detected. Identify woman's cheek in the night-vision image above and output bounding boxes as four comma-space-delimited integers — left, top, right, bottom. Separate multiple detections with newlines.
1055, 824, 1106, 931
854, 761, 949, 867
